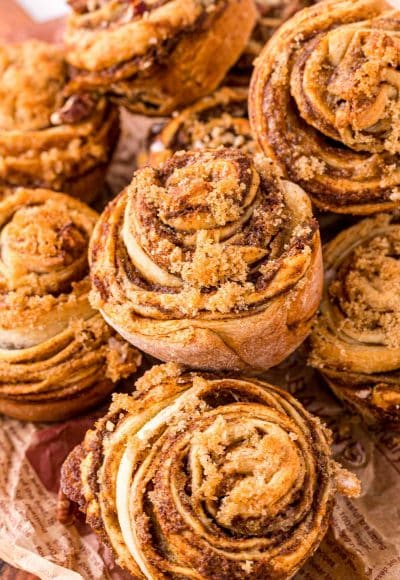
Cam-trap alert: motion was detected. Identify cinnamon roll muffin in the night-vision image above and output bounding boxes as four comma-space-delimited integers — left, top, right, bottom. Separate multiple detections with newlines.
0, 40, 119, 203
0, 189, 141, 422
65, 0, 257, 116
90, 148, 323, 371
310, 213, 400, 430
139, 87, 256, 167
61, 363, 360, 580
229, 0, 319, 84
250, 0, 400, 215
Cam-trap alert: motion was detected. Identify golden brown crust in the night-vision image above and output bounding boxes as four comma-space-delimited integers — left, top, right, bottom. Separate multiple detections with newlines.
0, 378, 116, 423
309, 212, 400, 429
0, 40, 119, 201
90, 148, 323, 371
138, 87, 256, 168
65, 0, 257, 116
61, 363, 360, 579
228, 0, 319, 85
0, 188, 141, 422
249, 0, 400, 215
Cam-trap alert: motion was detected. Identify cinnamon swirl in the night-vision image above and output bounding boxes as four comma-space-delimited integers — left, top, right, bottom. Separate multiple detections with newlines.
61, 363, 360, 579
0, 189, 141, 422
90, 148, 323, 371
310, 213, 400, 430
250, 0, 400, 214
65, 0, 257, 116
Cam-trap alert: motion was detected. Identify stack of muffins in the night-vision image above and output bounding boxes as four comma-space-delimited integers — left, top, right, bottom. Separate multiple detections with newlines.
2, 0, 400, 577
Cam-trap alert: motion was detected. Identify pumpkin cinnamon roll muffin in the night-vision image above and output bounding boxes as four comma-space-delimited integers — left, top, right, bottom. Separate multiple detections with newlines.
250, 0, 400, 215
310, 213, 400, 430
61, 363, 360, 579
90, 148, 323, 371
139, 87, 256, 167
0, 189, 141, 422
0, 40, 119, 203
65, 0, 257, 116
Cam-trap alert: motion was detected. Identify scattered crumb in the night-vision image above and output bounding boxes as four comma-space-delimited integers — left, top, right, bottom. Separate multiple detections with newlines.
294, 156, 326, 180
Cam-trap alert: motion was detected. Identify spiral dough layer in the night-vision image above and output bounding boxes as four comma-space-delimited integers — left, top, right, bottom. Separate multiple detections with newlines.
310, 212, 400, 430
90, 148, 323, 371
61, 363, 360, 579
0, 189, 141, 422
250, 0, 400, 214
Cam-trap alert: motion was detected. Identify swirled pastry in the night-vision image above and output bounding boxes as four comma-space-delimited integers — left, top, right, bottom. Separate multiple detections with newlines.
65, 0, 257, 116
310, 213, 400, 430
229, 0, 318, 84
90, 148, 323, 371
0, 189, 141, 422
139, 87, 256, 168
61, 363, 360, 579
0, 40, 119, 202
250, 0, 400, 215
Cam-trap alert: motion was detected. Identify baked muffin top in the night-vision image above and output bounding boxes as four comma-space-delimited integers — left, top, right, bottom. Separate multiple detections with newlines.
0, 41, 67, 132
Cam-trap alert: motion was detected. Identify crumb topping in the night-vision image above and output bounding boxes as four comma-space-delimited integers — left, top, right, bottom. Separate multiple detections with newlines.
118, 148, 315, 317
292, 22, 400, 155
150, 88, 256, 160
330, 228, 400, 348
294, 156, 326, 181
0, 199, 90, 296
0, 191, 100, 352
105, 335, 142, 382
135, 361, 184, 392
0, 41, 67, 131
174, 232, 255, 288
177, 113, 255, 155
147, 156, 247, 228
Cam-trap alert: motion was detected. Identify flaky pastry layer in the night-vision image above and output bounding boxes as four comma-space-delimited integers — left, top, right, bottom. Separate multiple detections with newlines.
250, 0, 400, 214
310, 212, 400, 429
90, 148, 323, 370
65, 0, 257, 115
61, 363, 360, 579
0, 189, 141, 422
